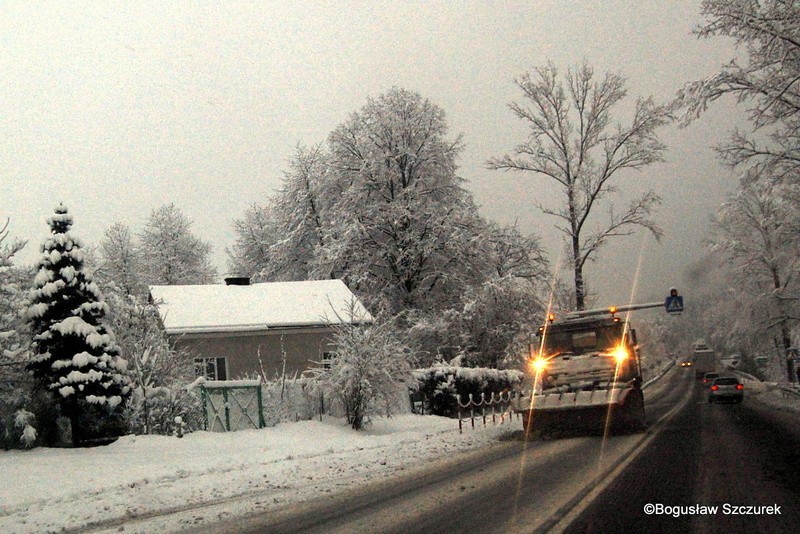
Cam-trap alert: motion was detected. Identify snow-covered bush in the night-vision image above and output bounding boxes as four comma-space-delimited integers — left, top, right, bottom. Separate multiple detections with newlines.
104, 291, 203, 435
13, 409, 37, 448
124, 376, 203, 436
315, 310, 411, 430
412, 364, 524, 416
261, 375, 327, 425
0, 369, 37, 450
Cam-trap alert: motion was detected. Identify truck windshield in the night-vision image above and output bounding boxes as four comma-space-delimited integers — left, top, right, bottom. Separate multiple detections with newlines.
541, 325, 622, 355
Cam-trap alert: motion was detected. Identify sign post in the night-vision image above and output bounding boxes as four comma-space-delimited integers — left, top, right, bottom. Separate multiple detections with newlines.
665, 288, 684, 315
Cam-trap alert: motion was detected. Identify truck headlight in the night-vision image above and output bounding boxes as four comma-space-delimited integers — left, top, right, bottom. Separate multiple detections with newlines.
532, 357, 548, 372
612, 346, 628, 364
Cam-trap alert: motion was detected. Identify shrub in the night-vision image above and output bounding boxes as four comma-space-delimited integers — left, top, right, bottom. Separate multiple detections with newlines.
412, 364, 524, 416
261, 375, 327, 425
316, 310, 411, 430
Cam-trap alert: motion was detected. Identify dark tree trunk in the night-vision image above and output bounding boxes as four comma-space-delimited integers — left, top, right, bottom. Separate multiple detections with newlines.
69, 413, 81, 447
32, 388, 60, 447
771, 267, 793, 381
575, 265, 585, 311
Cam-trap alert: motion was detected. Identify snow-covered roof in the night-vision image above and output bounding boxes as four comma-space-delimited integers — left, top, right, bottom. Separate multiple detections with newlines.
149, 279, 372, 335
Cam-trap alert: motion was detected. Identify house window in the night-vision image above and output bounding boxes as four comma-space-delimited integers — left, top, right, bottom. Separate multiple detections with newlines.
322, 351, 337, 370
195, 357, 227, 381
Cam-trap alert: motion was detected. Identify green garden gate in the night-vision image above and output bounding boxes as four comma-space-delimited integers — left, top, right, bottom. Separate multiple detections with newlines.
201, 380, 265, 432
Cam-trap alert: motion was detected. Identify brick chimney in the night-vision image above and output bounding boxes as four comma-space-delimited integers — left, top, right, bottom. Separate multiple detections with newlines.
224, 276, 251, 286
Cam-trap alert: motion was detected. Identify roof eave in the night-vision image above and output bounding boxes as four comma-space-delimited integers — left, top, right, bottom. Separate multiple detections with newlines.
165, 318, 374, 336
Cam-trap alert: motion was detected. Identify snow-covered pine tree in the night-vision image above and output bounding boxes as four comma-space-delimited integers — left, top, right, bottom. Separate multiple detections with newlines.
27, 205, 130, 446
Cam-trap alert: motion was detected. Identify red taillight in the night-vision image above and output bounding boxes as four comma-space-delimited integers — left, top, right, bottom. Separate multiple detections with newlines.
711, 385, 719, 391
736, 384, 744, 390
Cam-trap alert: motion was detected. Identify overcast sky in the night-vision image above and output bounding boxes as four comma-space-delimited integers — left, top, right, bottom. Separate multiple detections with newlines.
1, 1, 747, 307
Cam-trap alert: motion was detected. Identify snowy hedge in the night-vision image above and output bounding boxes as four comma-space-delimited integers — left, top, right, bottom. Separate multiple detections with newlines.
412, 365, 524, 416
261, 376, 329, 425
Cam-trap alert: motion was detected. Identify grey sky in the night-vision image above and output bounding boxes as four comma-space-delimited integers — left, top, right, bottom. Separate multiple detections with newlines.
1, 1, 746, 307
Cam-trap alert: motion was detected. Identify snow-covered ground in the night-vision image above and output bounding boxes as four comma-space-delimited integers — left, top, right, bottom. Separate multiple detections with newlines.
738, 376, 800, 414
0, 413, 515, 533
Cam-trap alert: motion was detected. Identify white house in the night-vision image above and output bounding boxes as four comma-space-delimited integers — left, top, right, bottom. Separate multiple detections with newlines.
149, 278, 372, 380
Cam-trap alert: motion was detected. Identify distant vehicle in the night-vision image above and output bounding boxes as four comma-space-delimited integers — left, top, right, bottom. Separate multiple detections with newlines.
680, 360, 693, 367
702, 372, 720, 385
708, 377, 744, 403
693, 340, 716, 379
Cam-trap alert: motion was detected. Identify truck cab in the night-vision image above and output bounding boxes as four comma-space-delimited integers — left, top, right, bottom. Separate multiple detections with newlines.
534, 315, 642, 391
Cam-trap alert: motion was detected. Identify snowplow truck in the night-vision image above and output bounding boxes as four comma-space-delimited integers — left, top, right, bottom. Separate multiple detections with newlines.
516, 311, 646, 436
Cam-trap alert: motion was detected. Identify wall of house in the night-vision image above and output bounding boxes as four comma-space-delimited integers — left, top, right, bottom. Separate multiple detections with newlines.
173, 329, 337, 380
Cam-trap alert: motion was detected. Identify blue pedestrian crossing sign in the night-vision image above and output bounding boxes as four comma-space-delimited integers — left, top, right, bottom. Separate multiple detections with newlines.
665, 289, 683, 314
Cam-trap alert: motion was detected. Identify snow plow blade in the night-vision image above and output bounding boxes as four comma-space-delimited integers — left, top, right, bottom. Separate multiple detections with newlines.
515, 387, 645, 438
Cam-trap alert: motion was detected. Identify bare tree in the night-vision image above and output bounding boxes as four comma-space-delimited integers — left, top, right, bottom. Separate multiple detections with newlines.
96, 223, 145, 296
138, 204, 217, 286
485, 222, 548, 282
227, 203, 278, 280
678, 0, 800, 175
489, 63, 669, 310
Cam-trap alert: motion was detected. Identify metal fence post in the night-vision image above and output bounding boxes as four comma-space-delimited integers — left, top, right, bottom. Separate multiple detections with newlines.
223, 387, 230, 431
457, 394, 463, 434
256, 385, 265, 429
201, 386, 209, 431
469, 394, 475, 429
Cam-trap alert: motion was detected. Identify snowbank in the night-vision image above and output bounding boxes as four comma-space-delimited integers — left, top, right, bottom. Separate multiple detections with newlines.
0, 414, 513, 533
739, 378, 800, 413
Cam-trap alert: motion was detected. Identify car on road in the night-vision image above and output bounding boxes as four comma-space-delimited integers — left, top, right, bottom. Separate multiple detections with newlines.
708, 377, 744, 403
702, 372, 720, 385
680, 360, 693, 367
